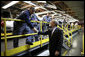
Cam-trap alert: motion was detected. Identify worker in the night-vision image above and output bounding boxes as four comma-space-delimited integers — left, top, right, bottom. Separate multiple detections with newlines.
74, 21, 78, 29
71, 22, 74, 29
1, 20, 4, 33
26, 14, 40, 42
1, 16, 4, 33
13, 7, 38, 48
43, 13, 51, 22
38, 20, 63, 56
43, 13, 51, 31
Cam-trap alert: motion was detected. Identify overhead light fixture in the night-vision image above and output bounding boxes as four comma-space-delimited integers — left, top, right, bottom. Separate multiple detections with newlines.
2, 1, 19, 9
23, 1, 37, 6
37, 1, 46, 3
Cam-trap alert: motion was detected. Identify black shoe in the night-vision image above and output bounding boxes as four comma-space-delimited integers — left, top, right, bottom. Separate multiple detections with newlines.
26, 41, 33, 45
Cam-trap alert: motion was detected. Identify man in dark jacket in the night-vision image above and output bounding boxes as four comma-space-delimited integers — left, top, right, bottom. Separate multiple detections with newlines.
38, 20, 63, 56
13, 7, 38, 48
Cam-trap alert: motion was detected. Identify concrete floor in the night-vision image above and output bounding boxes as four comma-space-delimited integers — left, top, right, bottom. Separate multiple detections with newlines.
66, 31, 83, 56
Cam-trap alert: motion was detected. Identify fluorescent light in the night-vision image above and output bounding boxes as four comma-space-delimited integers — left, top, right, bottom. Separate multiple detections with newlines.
2, 1, 19, 9
37, 1, 46, 3
23, 1, 37, 6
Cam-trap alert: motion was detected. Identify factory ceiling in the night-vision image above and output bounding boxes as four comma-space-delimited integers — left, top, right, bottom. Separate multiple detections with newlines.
1, 1, 84, 21
1, 1, 57, 18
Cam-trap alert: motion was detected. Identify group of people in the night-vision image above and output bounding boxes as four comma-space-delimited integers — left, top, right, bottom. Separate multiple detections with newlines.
13, 7, 63, 56
1, 7, 78, 56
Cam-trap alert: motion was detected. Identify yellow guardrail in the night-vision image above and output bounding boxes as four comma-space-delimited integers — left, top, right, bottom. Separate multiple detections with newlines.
1, 33, 38, 39
1, 18, 81, 56
4, 19, 7, 56
1, 18, 48, 23
81, 33, 84, 55
1, 33, 13, 36
1, 38, 49, 56
1, 18, 50, 56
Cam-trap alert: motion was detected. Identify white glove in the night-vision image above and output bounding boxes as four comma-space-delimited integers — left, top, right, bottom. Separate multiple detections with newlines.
32, 27, 38, 33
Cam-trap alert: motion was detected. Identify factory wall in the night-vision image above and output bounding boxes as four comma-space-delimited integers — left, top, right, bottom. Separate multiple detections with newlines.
64, 1, 84, 21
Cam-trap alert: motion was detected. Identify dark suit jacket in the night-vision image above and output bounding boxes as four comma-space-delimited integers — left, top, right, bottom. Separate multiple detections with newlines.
38, 27, 63, 56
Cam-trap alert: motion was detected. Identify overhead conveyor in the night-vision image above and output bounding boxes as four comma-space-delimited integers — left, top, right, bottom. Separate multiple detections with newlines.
1, 18, 81, 56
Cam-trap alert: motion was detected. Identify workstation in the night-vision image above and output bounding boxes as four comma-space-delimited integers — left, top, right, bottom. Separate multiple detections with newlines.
1, 1, 84, 56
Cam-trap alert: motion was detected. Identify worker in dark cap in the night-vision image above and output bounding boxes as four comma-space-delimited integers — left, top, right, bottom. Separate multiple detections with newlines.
13, 7, 38, 48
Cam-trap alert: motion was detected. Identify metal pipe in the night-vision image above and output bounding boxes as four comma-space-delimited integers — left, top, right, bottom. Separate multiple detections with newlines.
82, 34, 84, 54
4, 19, 7, 56
40, 21, 42, 47
1, 33, 13, 36
66, 24, 70, 47
1, 18, 23, 21
1, 33, 38, 39
70, 24, 72, 44
1, 18, 48, 23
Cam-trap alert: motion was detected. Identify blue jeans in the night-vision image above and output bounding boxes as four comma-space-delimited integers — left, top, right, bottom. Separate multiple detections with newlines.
13, 22, 33, 48
26, 23, 40, 42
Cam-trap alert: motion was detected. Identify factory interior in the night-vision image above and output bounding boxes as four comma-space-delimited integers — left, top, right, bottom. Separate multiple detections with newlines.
1, 1, 84, 56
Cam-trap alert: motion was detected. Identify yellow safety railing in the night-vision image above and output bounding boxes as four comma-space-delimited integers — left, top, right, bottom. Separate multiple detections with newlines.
1, 18, 81, 56
1, 18, 49, 56
63, 24, 71, 47
4, 19, 7, 56
81, 33, 84, 55
61, 24, 81, 48
1, 33, 13, 36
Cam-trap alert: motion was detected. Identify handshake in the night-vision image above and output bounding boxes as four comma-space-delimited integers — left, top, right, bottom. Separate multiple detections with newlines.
32, 27, 39, 33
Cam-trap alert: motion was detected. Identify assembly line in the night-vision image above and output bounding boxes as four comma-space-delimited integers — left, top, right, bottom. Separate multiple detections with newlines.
1, 1, 84, 56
